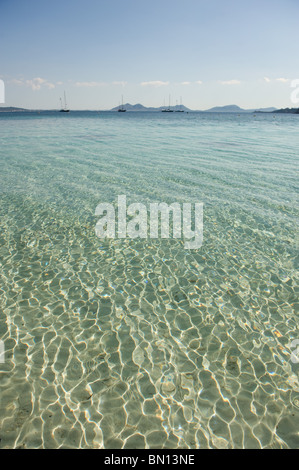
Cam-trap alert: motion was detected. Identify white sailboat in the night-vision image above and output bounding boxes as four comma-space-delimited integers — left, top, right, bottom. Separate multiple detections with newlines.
175, 96, 184, 112
162, 95, 174, 112
59, 91, 70, 112
118, 95, 126, 112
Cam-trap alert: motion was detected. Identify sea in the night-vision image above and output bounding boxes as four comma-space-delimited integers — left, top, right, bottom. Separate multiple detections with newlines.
0, 110, 298, 449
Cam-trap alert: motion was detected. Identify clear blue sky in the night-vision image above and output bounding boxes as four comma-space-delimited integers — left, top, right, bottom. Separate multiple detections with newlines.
1, 0, 298, 109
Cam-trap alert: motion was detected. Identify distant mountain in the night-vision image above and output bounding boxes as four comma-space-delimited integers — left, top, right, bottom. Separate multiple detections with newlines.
204, 105, 277, 113
110, 103, 279, 113
1, 103, 284, 114
110, 103, 149, 111
110, 103, 191, 112
204, 105, 247, 113
0, 106, 27, 112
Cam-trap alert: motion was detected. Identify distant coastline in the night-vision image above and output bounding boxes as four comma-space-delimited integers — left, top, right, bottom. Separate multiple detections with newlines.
1, 104, 299, 114
272, 108, 299, 114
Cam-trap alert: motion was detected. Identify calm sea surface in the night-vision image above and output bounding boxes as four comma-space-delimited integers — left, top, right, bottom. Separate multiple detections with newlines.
0, 111, 298, 448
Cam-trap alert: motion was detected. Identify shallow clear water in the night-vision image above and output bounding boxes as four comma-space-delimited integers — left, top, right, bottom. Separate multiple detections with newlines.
0, 111, 298, 448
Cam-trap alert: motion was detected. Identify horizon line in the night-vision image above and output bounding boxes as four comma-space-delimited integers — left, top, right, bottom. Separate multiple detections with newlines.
0, 103, 292, 113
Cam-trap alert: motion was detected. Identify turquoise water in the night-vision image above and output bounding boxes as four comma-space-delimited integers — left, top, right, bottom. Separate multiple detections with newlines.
0, 111, 298, 448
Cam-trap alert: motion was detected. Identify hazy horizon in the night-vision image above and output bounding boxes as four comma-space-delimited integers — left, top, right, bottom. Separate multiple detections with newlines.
0, 102, 281, 112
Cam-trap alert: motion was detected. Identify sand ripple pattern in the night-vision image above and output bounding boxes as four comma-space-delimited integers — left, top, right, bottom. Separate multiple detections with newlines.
0, 112, 298, 448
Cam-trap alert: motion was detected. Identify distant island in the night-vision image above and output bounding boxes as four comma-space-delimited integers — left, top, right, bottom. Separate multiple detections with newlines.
0, 106, 28, 112
272, 108, 299, 114
1, 104, 299, 113
109, 103, 191, 112
109, 103, 279, 113
203, 105, 278, 113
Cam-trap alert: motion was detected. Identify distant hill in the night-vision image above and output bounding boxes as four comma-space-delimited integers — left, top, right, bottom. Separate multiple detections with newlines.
110, 103, 278, 113
204, 104, 277, 113
204, 105, 246, 113
272, 108, 299, 114
110, 103, 151, 111
1, 103, 285, 113
110, 103, 191, 112
0, 106, 27, 112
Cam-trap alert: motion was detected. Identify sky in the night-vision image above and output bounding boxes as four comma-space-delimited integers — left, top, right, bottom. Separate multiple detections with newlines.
1, 0, 298, 110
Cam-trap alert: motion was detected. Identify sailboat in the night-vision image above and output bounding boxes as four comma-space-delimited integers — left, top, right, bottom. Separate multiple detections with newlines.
162, 95, 174, 112
118, 95, 126, 112
175, 96, 184, 112
59, 91, 70, 112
